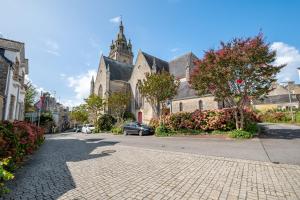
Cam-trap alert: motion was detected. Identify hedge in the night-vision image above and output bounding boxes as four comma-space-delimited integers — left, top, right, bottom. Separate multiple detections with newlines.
0, 121, 45, 196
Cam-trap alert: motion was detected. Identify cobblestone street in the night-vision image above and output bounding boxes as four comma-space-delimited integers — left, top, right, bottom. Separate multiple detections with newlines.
2, 133, 300, 200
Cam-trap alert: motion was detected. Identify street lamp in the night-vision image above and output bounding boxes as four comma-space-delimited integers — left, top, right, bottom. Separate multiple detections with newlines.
298, 67, 300, 81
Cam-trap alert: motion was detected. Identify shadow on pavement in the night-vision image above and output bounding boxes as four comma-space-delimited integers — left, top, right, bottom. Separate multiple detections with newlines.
3, 137, 118, 199
259, 125, 300, 139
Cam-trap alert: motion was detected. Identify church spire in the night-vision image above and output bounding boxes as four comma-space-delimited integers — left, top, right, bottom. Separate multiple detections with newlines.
109, 18, 133, 64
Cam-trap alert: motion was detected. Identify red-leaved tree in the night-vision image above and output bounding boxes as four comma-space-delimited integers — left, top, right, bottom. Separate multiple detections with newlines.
190, 34, 285, 130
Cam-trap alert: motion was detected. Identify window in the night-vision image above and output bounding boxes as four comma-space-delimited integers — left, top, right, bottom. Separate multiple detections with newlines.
198, 100, 203, 111
8, 95, 15, 120
98, 85, 103, 98
179, 102, 183, 112
135, 84, 142, 109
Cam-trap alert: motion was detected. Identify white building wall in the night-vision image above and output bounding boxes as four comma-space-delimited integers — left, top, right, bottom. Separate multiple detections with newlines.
3, 50, 26, 121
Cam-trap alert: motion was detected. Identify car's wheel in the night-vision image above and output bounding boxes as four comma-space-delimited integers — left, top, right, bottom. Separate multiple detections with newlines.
139, 130, 143, 136
123, 130, 127, 136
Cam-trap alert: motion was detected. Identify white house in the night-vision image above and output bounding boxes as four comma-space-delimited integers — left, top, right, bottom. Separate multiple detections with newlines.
0, 38, 28, 121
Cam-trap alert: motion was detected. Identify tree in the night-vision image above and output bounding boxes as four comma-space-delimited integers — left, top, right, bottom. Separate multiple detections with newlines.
70, 104, 88, 124
85, 94, 105, 125
138, 71, 180, 119
190, 34, 284, 130
108, 91, 131, 123
24, 83, 38, 112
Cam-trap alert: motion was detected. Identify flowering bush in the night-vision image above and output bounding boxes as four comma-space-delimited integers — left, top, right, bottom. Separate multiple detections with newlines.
0, 121, 44, 196
156, 108, 260, 133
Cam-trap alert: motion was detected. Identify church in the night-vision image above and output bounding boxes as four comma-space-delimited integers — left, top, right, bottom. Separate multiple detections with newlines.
90, 21, 219, 123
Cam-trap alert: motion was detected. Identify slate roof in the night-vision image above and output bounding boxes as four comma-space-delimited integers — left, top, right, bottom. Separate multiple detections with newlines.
141, 51, 169, 71
253, 94, 299, 105
169, 52, 198, 78
103, 56, 133, 81
174, 81, 198, 100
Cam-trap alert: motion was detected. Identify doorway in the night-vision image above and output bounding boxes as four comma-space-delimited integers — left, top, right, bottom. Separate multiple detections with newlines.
138, 112, 142, 123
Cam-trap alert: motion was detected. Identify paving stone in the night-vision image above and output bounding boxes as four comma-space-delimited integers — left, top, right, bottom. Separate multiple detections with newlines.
2, 133, 300, 200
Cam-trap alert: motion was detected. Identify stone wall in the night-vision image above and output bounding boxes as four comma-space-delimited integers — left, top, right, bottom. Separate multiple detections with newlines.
0, 95, 3, 120
129, 51, 153, 123
94, 57, 108, 98
172, 96, 218, 113
0, 58, 10, 97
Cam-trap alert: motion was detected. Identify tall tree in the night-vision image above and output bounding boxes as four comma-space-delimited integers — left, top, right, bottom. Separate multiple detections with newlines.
108, 91, 131, 123
190, 34, 284, 130
70, 104, 88, 124
24, 83, 38, 112
138, 71, 180, 119
85, 94, 105, 124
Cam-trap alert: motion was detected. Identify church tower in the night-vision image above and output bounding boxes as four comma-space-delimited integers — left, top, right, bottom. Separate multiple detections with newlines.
109, 20, 133, 64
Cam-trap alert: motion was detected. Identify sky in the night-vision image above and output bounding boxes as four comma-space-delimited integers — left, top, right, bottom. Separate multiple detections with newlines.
1, 0, 300, 107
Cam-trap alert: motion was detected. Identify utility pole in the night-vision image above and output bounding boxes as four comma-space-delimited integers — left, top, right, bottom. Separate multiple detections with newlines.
281, 81, 294, 122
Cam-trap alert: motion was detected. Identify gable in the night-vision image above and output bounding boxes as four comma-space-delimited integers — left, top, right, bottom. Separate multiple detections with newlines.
169, 52, 198, 78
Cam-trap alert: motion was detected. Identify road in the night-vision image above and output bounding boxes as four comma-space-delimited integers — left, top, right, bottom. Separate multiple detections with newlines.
2, 123, 300, 200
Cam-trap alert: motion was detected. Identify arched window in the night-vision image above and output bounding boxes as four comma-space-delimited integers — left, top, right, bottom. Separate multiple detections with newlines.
98, 85, 103, 98
198, 100, 203, 111
135, 84, 142, 109
179, 102, 183, 112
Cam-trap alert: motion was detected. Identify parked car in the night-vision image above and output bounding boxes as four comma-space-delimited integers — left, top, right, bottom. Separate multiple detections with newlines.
74, 125, 83, 133
82, 124, 95, 134
123, 122, 154, 136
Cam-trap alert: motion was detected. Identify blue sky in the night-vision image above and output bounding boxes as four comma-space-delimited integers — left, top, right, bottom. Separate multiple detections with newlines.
1, 0, 300, 107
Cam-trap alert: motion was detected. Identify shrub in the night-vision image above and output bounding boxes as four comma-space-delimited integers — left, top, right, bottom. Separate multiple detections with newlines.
155, 124, 173, 137
149, 118, 160, 130
0, 121, 44, 196
111, 126, 122, 135
97, 114, 116, 131
168, 112, 193, 130
150, 108, 259, 136
0, 157, 14, 196
122, 111, 136, 121
229, 130, 253, 139
258, 111, 291, 123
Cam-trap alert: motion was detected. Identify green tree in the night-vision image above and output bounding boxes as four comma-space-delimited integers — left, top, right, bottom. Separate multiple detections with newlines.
85, 94, 105, 125
190, 34, 284, 130
138, 71, 180, 119
108, 91, 131, 123
24, 83, 38, 112
70, 104, 88, 124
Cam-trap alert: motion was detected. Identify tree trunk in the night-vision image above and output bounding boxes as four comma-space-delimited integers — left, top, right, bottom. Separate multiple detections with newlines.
239, 107, 245, 130
234, 109, 240, 130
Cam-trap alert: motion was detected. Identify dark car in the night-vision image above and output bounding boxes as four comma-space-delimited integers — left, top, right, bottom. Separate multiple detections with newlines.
123, 122, 154, 136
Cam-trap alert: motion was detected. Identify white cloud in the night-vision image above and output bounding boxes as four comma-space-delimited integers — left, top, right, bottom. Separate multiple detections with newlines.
59, 99, 82, 108
109, 16, 121, 24
44, 39, 60, 56
171, 48, 180, 52
271, 42, 300, 83
66, 69, 96, 101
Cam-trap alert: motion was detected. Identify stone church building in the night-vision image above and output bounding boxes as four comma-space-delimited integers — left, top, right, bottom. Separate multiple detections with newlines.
90, 21, 219, 123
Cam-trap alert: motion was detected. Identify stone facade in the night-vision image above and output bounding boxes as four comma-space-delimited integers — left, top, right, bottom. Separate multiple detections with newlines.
0, 96, 3, 121
92, 21, 219, 123
172, 96, 219, 113
0, 38, 28, 121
